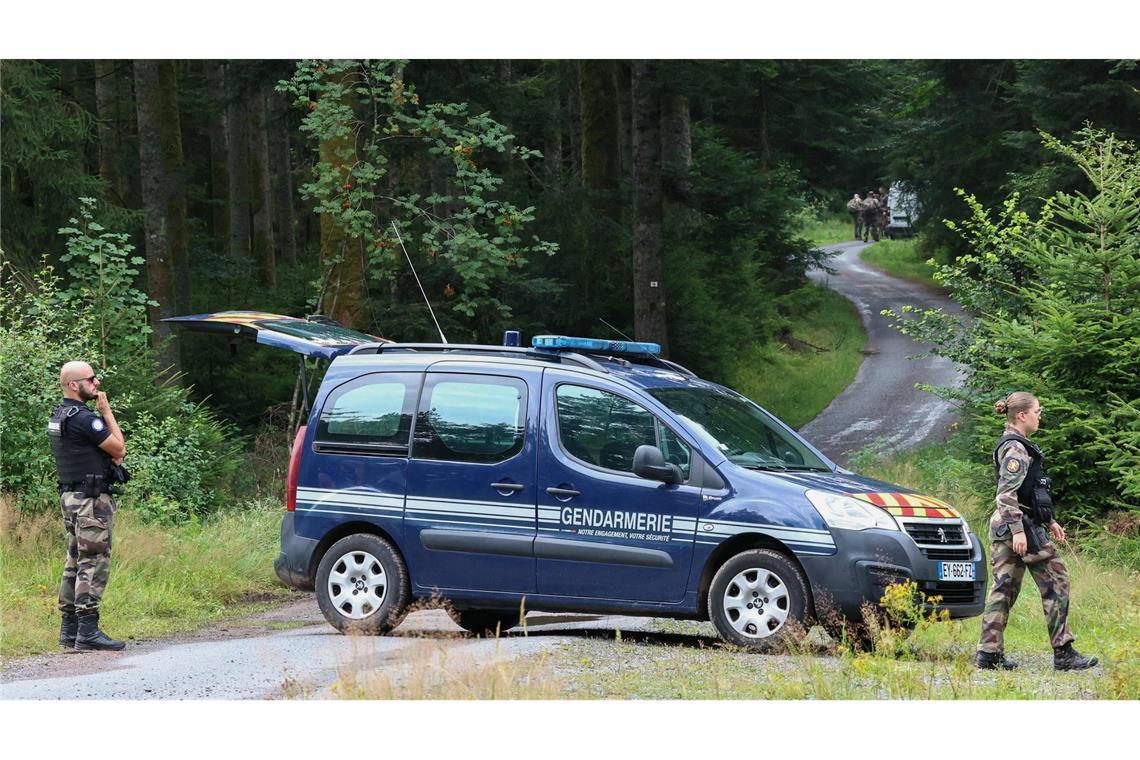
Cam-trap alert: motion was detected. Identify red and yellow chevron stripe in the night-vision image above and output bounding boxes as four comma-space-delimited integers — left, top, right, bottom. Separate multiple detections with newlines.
849, 492, 959, 519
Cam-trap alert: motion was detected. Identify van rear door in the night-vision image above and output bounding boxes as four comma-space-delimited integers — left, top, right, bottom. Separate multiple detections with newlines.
163, 311, 391, 360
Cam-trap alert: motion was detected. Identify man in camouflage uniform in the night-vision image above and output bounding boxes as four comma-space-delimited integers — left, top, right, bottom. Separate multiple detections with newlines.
49, 361, 128, 651
846, 193, 864, 240
976, 393, 1097, 671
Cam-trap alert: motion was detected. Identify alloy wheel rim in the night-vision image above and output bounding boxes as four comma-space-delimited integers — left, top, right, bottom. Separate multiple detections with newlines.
328, 550, 387, 620
722, 567, 790, 638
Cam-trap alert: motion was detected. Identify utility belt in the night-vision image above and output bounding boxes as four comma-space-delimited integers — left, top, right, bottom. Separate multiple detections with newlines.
59, 465, 131, 498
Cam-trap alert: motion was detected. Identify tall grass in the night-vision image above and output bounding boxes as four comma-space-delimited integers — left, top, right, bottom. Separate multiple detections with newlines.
730, 284, 867, 428
0, 494, 290, 658
328, 638, 562, 700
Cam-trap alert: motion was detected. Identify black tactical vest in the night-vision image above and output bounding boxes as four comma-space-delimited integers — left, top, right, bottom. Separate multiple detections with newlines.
992, 433, 1055, 524
48, 403, 112, 485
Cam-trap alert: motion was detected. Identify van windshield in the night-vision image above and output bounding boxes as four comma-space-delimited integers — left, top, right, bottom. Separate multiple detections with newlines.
648, 387, 830, 471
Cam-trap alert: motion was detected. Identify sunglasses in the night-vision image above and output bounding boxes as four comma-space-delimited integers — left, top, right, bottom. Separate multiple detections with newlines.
71, 375, 99, 385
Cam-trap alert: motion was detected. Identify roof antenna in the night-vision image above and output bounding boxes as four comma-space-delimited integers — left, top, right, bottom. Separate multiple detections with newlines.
598, 318, 634, 342
391, 221, 447, 344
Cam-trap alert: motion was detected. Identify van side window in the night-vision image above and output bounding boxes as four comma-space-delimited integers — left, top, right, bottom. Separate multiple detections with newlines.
556, 384, 690, 479
413, 375, 527, 464
315, 373, 418, 452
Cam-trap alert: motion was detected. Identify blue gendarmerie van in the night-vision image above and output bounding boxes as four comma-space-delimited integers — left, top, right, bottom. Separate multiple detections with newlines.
167, 314, 985, 650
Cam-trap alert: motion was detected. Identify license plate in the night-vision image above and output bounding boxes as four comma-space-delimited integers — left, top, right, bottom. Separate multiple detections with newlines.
939, 562, 976, 581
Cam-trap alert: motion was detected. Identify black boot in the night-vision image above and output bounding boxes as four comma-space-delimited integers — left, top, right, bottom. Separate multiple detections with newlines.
74, 611, 125, 652
59, 611, 78, 648
1054, 643, 1098, 671
975, 650, 1018, 670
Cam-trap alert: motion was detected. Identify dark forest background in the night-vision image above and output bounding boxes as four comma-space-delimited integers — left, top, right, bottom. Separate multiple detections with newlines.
3, 60, 1139, 428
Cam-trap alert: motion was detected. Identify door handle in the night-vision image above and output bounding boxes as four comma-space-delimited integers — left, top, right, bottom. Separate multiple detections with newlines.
546, 486, 580, 498
491, 482, 525, 493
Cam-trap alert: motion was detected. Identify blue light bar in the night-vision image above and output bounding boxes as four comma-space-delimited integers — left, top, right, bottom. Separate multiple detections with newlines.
531, 335, 661, 356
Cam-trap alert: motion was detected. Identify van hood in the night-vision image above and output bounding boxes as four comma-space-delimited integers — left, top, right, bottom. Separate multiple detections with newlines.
750, 468, 961, 519
164, 311, 391, 360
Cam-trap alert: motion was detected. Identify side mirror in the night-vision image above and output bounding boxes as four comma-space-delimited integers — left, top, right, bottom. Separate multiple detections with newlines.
633, 445, 682, 484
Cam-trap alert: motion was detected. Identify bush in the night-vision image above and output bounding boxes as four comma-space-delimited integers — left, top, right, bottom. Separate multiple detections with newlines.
0, 203, 246, 523
884, 128, 1140, 516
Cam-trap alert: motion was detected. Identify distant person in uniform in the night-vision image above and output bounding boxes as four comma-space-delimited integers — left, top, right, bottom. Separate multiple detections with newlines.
975, 391, 1097, 671
48, 361, 128, 651
860, 191, 881, 242
846, 193, 864, 240
877, 186, 891, 232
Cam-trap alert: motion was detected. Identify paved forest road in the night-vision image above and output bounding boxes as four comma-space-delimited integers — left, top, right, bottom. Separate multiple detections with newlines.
801, 239, 964, 466
1, 241, 965, 699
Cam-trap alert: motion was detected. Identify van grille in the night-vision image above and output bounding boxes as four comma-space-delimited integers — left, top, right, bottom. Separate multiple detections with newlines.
903, 522, 966, 545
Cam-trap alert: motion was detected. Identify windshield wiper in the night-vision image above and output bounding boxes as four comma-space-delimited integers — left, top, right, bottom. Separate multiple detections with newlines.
740, 463, 788, 471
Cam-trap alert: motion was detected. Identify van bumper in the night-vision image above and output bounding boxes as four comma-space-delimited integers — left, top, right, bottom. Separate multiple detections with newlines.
274, 512, 318, 591
799, 526, 987, 623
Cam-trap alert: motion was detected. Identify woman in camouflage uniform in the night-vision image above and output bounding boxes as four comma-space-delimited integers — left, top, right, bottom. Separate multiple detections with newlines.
975, 391, 1097, 671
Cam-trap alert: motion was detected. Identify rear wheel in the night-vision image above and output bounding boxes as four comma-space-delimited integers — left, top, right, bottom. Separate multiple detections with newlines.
708, 549, 810, 651
315, 534, 409, 635
448, 609, 519, 637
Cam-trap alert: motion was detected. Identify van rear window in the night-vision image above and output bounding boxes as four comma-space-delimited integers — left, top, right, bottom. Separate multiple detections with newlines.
316, 373, 418, 451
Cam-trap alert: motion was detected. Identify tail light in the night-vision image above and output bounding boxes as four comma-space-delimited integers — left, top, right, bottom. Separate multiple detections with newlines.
285, 425, 307, 512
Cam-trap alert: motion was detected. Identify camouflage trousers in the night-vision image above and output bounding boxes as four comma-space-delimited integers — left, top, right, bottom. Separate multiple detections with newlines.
58, 491, 116, 614
850, 211, 863, 240
977, 538, 1074, 653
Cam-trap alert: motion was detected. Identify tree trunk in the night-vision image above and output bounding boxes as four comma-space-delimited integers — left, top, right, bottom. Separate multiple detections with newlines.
159, 61, 190, 318
661, 86, 692, 201
94, 60, 126, 203
563, 60, 581, 181
134, 60, 182, 374
542, 62, 563, 186
578, 60, 621, 221
226, 63, 252, 262
630, 60, 668, 354
268, 86, 297, 265
249, 84, 276, 287
614, 60, 632, 178
205, 60, 230, 249
318, 70, 367, 330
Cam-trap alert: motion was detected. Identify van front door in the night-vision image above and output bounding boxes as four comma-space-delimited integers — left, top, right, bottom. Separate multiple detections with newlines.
535, 370, 699, 603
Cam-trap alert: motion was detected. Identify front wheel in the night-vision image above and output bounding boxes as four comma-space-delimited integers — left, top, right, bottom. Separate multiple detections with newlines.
315, 533, 409, 635
708, 549, 810, 651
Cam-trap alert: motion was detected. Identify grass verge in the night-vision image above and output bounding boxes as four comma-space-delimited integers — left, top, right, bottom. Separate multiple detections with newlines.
729, 283, 867, 428
0, 495, 290, 659
802, 213, 857, 247
860, 238, 942, 289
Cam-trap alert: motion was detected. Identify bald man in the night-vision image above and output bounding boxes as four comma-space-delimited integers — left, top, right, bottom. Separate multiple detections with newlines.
48, 361, 127, 651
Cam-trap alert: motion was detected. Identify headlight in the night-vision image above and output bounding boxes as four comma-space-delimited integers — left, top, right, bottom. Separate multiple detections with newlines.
806, 489, 899, 532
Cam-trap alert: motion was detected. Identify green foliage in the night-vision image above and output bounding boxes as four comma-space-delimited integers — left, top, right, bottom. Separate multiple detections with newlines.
884, 128, 1140, 515
664, 126, 831, 380
0, 261, 100, 501
1, 210, 244, 524
278, 60, 557, 322
56, 197, 156, 360
887, 60, 1140, 259
122, 409, 238, 525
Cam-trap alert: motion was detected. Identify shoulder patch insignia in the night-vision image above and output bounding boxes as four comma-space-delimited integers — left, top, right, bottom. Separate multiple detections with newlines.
91, 419, 105, 433
1005, 459, 1021, 473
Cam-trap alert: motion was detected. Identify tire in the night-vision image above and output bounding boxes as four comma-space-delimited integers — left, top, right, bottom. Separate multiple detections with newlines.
708, 549, 810, 651
315, 533, 409, 635
448, 609, 519, 637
